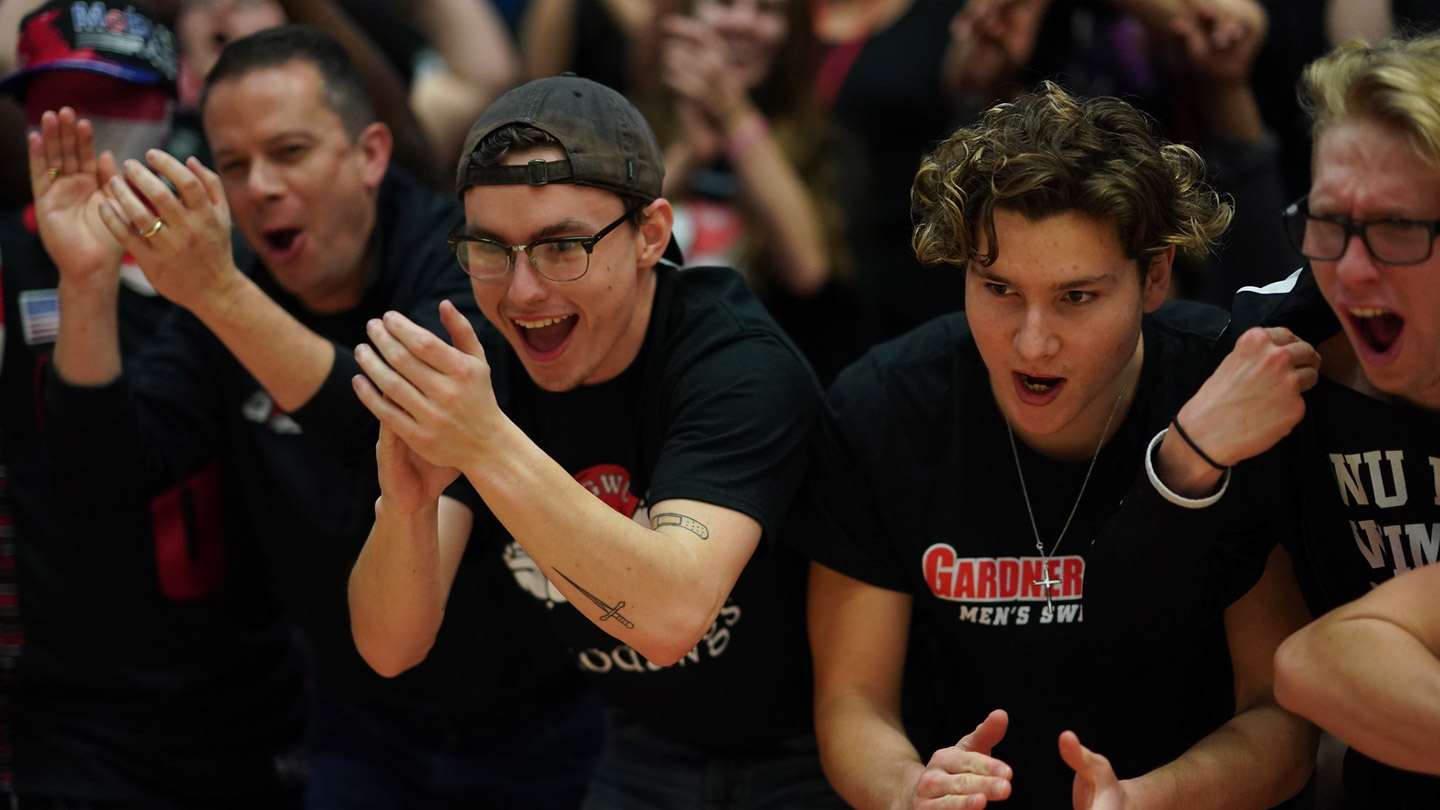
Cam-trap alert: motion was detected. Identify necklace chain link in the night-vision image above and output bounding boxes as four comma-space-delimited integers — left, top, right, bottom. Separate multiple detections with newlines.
1005, 369, 1131, 614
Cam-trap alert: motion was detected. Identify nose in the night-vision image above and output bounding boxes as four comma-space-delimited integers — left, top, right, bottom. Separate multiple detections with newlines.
505, 250, 550, 305
1014, 306, 1059, 361
244, 159, 285, 201
1331, 233, 1382, 288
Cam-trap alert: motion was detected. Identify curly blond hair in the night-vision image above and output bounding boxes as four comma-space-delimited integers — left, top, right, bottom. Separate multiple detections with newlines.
1300, 33, 1440, 172
911, 81, 1231, 272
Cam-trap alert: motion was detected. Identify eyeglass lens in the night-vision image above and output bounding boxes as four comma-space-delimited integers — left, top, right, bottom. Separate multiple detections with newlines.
457, 239, 590, 281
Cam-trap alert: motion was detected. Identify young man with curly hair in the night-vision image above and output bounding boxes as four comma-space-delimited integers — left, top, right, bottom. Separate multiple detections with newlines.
787, 81, 1321, 809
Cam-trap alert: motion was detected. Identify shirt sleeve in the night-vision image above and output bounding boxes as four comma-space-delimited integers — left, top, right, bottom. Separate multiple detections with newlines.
644, 332, 822, 545
1084, 444, 1277, 649
44, 310, 227, 504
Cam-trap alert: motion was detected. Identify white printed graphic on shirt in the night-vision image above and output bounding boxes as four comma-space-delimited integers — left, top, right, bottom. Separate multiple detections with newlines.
1328, 449, 1440, 581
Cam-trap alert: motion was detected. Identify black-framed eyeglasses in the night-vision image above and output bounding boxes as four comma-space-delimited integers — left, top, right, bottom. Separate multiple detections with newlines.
445, 205, 642, 282
1283, 196, 1440, 265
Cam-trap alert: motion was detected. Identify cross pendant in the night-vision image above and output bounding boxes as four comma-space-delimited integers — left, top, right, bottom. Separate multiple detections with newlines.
1034, 569, 1062, 619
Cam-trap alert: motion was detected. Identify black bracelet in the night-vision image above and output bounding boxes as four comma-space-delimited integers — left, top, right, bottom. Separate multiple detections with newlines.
1171, 419, 1228, 471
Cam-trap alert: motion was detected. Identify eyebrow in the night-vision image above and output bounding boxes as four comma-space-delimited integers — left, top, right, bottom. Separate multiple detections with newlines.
212, 131, 316, 162
464, 217, 596, 243
970, 265, 1117, 291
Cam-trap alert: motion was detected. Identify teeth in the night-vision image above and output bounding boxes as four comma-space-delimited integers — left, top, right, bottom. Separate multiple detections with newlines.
1021, 376, 1056, 392
514, 316, 568, 329
1349, 307, 1390, 318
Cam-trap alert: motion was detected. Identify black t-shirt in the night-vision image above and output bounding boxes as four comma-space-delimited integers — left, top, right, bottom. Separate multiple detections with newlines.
1, 212, 304, 806
1229, 269, 1440, 807
450, 265, 822, 755
790, 301, 1268, 808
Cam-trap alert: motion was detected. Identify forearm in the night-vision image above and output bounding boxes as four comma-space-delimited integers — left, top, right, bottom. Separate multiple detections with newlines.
1123, 701, 1316, 809
414, 0, 518, 89
815, 692, 925, 810
462, 418, 739, 665
1195, 78, 1265, 143
662, 140, 705, 200
53, 274, 122, 386
519, 0, 577, 80
187, 274, 336, 412
409, 0, 518, 169
348, 497, 448, 677
1276, 616, 1440, 775
726, 111, 830, 297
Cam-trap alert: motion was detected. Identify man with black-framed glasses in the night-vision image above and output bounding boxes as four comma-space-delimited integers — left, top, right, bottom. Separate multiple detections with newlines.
1107, 32, 1440, 806
347, 74, 843, 808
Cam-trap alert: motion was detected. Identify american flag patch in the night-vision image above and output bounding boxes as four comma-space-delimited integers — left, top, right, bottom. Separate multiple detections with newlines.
19, 289, 59, 345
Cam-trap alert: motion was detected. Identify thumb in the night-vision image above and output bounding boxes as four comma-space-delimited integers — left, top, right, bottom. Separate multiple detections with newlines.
958, 709, 1010, 754
440, 300, 486, 360
1058, 730, 1108, 777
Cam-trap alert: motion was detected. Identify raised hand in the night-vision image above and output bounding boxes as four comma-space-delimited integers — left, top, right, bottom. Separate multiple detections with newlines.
947, 0, 1051, 96
372, 422, 461, 516
95, 149, 241, 313
912, 709, 1015, 809
1169, 0, 1268, 84
1060, 731, 1128, 810
659, 14, 752, 131
28, 107, 125, 284
352, 300, 504, 472
1175, 326, 1320, 467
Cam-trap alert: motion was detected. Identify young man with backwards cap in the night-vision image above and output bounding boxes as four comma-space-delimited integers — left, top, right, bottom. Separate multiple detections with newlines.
34, 24, 601, 809
348, 74, 843, 808
0, 2, 306, 807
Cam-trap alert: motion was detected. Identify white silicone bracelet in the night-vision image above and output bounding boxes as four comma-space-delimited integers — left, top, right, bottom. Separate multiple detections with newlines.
1145, 428, 1230, 508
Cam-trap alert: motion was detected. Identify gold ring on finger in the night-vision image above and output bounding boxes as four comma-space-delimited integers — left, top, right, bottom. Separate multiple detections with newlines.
139, 219, 165, 238
47, 168, 59, 179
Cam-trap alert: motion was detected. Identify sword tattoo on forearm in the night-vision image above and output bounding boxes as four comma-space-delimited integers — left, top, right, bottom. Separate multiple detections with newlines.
551, 567, 635, 628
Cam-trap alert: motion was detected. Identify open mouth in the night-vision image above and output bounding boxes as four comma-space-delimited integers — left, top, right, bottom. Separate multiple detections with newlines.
1349, 307, 1404, 354
514, 315, 577, 354
263, 228, 302, 254
1019, 372, 1063, 393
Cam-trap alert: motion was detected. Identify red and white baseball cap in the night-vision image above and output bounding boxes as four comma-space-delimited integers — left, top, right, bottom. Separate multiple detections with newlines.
0, 0, 178, 97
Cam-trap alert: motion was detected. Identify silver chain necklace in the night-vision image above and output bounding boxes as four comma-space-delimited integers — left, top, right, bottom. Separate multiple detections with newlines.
1005, 370, 1130, 620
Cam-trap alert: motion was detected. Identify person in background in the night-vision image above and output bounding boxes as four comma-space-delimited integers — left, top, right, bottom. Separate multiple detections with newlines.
1, 2, 305, 806
637, 0, 863, 382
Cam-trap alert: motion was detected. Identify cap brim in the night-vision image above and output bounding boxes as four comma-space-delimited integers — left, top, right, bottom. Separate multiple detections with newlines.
0, 60, 165, 97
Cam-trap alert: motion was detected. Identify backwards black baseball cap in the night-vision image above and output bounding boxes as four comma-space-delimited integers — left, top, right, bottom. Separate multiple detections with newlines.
0, 0, 178, 97
455, 74, 664, 204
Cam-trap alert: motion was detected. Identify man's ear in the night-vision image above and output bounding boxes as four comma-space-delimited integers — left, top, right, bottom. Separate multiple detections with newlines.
635, 197, 675, 268
1142, 244, 1175, 312
355, 121, 393, 190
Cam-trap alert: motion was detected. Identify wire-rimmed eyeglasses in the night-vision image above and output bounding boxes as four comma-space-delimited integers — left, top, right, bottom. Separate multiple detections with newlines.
446, 204, 642, 282
1283, 196, 1440, 265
